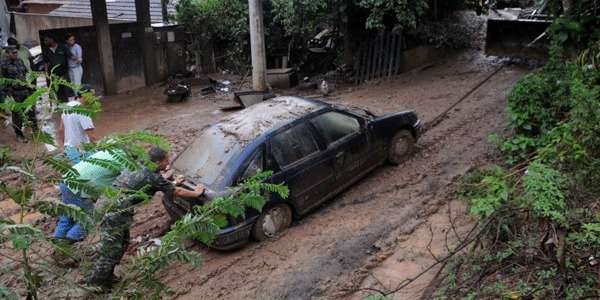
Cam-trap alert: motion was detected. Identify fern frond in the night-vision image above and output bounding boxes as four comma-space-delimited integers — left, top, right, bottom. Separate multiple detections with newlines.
56, 103, 101, 119
43, 156, 79, 178
0, 223, 46, 248
80, 157, 124, 173
62, 177, 99, 198
32, 200, 93, 231
0, 183, 33, 206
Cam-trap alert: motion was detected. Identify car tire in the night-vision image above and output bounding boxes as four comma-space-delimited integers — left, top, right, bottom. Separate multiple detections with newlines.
162, 196, 187, 221
388, 129, 415, 165
252, 203, 293, 241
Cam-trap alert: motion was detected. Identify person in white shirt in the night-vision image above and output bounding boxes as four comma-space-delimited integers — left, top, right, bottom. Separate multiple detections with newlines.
57, 85, 97, 163
66, 33, 83, 85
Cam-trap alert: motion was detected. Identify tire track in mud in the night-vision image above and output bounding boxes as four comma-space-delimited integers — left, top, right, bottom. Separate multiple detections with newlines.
166, 64, 527, 300
270, 78, 511, 299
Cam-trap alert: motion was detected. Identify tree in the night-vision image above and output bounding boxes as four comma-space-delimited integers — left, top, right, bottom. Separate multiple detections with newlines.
270, 0, 429, 67
174, 0, 250, 74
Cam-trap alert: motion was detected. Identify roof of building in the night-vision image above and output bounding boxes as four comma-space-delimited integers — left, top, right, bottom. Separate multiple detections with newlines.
39, 0, 176, 23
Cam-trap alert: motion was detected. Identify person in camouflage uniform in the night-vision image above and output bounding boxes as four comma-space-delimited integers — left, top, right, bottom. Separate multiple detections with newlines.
85, 147, 205, 289
1, 46, 37, 142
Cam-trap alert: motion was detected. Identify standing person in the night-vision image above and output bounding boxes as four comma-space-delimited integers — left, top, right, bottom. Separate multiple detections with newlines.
0, 46, 37, 142
65, 34, 83, 85
85, 147, 205, 290
57, 84, 96, 164
1, 38, 32, 71
42, 35, 71, 101
53, 150, 127, 243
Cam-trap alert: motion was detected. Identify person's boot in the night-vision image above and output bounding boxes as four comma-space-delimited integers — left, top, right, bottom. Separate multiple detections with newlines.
80, 273, 120, 293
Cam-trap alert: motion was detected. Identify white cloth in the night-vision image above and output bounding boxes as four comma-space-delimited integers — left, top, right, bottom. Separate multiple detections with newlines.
69, 65, 83, 85
62, 101, 94, 148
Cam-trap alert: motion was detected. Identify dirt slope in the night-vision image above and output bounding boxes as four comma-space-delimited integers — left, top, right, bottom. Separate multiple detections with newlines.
138, 53, 528, 299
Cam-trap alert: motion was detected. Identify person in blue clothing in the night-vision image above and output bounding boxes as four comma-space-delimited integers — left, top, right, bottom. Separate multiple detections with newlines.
54, 150, 127, 242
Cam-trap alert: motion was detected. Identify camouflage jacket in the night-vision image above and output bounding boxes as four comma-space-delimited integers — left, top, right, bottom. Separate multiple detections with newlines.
95, 167, 175, 223
114, 167, 174, 205
1, 58, 29, 97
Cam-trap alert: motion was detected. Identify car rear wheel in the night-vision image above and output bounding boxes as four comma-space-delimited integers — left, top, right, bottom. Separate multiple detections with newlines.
388, 129, 415, 165
252, 204, 292, 241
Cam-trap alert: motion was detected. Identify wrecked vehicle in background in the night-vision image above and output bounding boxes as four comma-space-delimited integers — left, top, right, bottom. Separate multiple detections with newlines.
163, 96, 422, 250
308, 28, 339, 54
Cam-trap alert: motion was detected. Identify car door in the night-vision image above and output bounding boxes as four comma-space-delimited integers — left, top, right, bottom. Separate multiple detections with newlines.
309, 111, 369, 188
268, 121, 336, 215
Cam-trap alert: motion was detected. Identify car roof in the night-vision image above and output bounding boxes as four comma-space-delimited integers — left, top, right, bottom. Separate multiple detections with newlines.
215, 96, 327, 145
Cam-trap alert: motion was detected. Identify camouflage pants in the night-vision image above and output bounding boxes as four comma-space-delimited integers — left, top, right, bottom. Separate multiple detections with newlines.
87, 198, 134, 286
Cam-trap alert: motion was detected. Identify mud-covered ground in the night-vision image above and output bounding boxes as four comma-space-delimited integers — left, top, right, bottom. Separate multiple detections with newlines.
118, 51, 525, 299
0, 49, 528, 299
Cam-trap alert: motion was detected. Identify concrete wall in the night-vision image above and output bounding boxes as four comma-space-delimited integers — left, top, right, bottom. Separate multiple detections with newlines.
14, 13, 92, 45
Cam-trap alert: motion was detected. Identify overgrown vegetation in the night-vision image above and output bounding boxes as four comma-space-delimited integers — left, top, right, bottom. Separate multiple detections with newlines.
174, 0, 250, 73
175, 0, 483, 73
429, 9, 600, 299
0, 73, 288, 298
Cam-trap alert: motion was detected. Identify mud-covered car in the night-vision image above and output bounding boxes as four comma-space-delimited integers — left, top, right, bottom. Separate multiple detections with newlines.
163, 96, 422, 250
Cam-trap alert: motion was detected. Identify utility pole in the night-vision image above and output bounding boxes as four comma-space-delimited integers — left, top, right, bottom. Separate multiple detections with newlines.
248, 0, 267, 91
90, 0, 117, 95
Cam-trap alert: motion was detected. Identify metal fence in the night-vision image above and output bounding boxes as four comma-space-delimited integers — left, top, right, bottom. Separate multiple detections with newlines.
354, 32, 405, 85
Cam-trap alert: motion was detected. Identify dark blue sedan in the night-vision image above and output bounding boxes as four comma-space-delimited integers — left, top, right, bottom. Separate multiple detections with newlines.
163, 96, 422, 249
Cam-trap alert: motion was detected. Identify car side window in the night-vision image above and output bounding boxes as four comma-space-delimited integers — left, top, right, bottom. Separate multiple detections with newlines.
240, 147, 264, 181
310, 111, 361, 146
270, 123, 319, 168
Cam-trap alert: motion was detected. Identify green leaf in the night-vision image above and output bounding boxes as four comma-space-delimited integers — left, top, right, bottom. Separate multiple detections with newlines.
43, 156, 80, 178
0, 223, 46, 249
80, 157, 125, 173
0, 183, 33, 206
33, 200, 93, 231
32, 131, 55, 146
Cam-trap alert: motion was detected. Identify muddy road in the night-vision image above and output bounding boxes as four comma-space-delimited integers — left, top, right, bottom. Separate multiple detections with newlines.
0, 49, 527, 299
121, 52, 527, 300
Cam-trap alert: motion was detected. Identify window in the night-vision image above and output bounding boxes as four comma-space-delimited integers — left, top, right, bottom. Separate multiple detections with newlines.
240, 148, 264, 181
311, 112, 360, 146
271, 123, 319, 168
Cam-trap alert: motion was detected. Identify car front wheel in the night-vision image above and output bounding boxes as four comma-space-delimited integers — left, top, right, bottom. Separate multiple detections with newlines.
388, 129, 415, 165
252, 204, 292, 241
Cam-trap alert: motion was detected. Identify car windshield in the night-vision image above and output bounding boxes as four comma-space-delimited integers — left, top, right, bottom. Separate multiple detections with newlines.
172, 126, 242, 187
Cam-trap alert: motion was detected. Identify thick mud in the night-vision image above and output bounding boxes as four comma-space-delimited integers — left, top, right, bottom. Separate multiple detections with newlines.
141, 52, 525, 299
0, 49, 527, 299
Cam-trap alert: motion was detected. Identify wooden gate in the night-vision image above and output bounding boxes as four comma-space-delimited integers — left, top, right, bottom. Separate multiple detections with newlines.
354, 32, 405, 84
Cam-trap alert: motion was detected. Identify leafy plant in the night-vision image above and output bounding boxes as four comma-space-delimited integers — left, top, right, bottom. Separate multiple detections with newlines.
522, 161, 566, 225
174, 0, 250, 73
438, 13, 600, 298
460, 167, 509, 218
111, 171, 288, 299
359, 0, 428, 30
